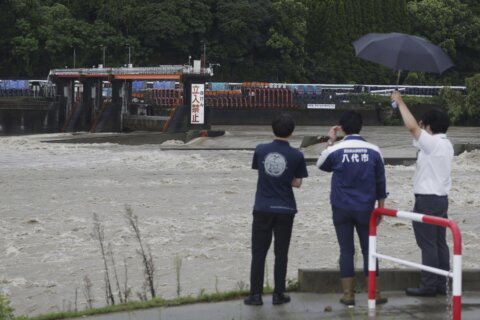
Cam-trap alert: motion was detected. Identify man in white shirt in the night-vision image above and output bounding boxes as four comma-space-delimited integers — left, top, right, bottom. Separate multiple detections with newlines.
391, 91, 454, 297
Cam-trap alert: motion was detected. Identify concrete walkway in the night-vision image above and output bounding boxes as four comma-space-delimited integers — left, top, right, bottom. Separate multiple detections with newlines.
70, 291, 480, 320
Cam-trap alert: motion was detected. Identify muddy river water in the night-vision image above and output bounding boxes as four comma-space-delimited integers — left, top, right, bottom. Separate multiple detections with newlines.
1, 125, 479, 316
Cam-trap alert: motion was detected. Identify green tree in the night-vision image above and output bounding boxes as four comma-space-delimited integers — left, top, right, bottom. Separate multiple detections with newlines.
266, 0, 308, 82
132, 0, 212, 65
96, 0, 140, 36
403, 72, 427, 85
464, 73, 480, 121
46, 0, 101, 23
440, 74, 480, 124
36, 4, 90, 70
459, 0, 480, 16
407, 0, 480, 82
209, 0, 272, 81
0, 0, 478, 83
305, 0, 409, 84
0, 1, 19, 76
7, 0, 42, 76
305, 0, 338, 82
5, 1, 115, 76
11, 17, 39, 76
166, 0, 213, 62
440, 87, 466, 124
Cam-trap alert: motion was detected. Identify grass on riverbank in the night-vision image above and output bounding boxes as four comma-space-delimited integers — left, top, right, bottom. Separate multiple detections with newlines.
14, 279, 299, 320
14, 289, 250, 320
13, 279, 298, 320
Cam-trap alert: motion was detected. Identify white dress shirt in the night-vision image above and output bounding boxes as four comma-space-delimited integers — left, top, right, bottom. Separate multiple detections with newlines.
413, 130, 454, 196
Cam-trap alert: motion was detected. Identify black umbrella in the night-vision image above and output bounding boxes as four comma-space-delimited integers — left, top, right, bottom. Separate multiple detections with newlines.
352, 32, 454, 82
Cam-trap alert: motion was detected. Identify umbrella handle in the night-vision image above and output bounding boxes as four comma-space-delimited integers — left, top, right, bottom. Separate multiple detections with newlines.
392, 73, 400, 108
396, 70, 402, 86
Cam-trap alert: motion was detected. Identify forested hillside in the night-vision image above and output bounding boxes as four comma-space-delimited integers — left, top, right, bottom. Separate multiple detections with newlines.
1, 0, 479, 85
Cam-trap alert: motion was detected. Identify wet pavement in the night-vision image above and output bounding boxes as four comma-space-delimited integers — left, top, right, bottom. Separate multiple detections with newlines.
70, 291, 480, 320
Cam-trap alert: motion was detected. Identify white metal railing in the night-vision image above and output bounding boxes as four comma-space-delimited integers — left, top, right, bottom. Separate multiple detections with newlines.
368, 208, 462, 320
50, 66, 214, 77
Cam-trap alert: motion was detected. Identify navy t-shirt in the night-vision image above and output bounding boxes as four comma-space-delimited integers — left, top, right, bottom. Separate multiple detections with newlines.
252, 139, 308, 214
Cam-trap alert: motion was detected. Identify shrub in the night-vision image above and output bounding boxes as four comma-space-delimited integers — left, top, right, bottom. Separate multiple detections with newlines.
0, 294, 14, 320
465, 74, 480, 123
440, 86, 466, 124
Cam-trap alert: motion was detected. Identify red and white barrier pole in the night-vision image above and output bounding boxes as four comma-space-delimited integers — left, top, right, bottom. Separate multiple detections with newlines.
368, 208, 462, 320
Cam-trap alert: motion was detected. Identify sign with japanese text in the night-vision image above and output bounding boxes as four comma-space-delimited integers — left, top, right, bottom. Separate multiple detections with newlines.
191, 84, 205, 124
341, 149, 369, 163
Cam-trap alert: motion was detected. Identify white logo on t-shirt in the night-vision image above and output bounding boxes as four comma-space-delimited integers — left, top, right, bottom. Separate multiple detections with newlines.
264, 153, 286, 177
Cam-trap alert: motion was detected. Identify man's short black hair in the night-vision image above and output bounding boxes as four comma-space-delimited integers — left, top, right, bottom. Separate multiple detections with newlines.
339, 110, 362, 134
421, 108, 450, 134
272, 113, 295, 138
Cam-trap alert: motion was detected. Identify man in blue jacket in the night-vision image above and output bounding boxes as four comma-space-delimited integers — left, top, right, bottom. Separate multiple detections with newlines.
317, 110, 387, 306
244, 113, 308, 306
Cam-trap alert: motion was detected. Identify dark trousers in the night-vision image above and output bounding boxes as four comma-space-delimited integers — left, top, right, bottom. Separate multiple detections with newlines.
413, 194, 450, 290
249, 211, 294, 294
332, 206, 373, 278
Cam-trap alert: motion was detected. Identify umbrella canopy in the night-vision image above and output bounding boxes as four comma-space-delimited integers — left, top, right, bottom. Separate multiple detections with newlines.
352, 32, 454, 74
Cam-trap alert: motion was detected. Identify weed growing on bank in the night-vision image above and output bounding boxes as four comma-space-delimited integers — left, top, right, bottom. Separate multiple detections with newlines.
124, 205, 157, 300
0, 294, 15, 320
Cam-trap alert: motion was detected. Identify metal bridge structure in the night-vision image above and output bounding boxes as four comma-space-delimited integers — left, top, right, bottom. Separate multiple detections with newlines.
48, 65, 213, 133
0, 70, 468, 134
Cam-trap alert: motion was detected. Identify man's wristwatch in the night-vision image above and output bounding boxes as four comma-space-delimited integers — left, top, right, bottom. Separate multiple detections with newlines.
327, 139, 334, 146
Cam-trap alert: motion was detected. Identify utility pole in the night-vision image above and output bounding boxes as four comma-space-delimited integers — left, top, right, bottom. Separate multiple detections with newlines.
100, 45, 106, 67
201, 40, 206, 68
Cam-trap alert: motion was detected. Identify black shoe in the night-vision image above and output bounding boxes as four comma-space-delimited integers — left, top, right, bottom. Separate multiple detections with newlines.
272, 292, 291, 305
376, 296, 388, 305
340, 297, 355, 306
405, 287, 436, 297
244, 294, 263, 306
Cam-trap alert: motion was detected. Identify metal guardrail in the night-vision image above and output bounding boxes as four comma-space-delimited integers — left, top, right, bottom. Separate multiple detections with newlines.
49, 66, 214, 77
368, 208, 462, 320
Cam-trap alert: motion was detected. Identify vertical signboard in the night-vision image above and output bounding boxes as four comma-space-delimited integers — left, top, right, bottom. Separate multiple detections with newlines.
191, 83, 204, 124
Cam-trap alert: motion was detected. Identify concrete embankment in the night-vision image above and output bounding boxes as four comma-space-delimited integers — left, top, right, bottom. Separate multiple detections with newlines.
299, 268, 480, 293
209, 107, 383, 126
43, 131, 480, 168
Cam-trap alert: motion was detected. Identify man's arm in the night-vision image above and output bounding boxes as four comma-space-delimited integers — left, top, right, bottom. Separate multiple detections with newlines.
252, 148, 258, 169
293, 154, 308, 188
375, 198, 385, 226
316, 125, 340, 170
391, 90, 422, 140
292, 178, 302, 188
377, 198, 385, 208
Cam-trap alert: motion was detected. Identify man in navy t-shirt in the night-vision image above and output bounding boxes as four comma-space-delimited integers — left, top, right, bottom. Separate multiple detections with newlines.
244, 113, 308, 306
